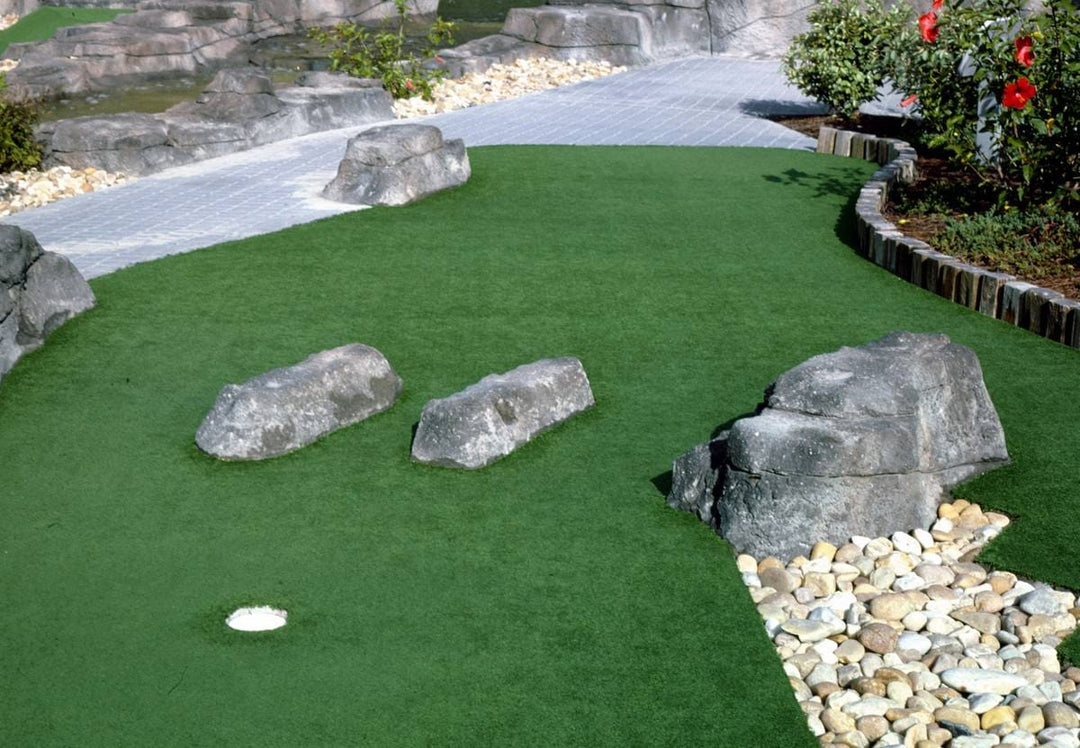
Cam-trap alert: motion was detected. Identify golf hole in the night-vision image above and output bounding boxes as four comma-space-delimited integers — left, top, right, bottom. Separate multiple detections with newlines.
226, 606, 288, 632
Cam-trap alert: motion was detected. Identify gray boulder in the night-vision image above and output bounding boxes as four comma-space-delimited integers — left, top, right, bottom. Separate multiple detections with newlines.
0, 225, 95, 385
322, 124, 471, 207
196, 343, 403, 461
668, 332, 1010, 559
38, 69, 394, 177
411, 357, 594, 469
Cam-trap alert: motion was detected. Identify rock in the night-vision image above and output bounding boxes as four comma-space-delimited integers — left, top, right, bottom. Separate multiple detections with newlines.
952, 610, 1001, 635
935, 705, 981, 734
1020, 588, 1065, 616
0, 225, 94, 384
668, 436, 726, 525
672, 332, 1009, 560
196, 343, 402, 461
940, 668, 1028, 695
322, 124, 470, 207
1043, 701, 1080, 728
7, 0, 438, 99
870, 594, 915, 621
411, 357, 594, 469
39, 69, 394, 177
858, 623, 898, 654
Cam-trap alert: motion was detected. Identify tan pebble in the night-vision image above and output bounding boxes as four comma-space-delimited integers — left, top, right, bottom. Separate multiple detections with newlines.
988, 571, 1017, 595
811, 541, 838, 562
984, 511, 1010, 527
926, 726, 952, 744
735, 554, 757, 573
974, 591, 1005, 613
938, 503, 960, 520
812, 681, 842, 699
821, 707, 856, 733
834, 543, 862, 563
758, 556, 784, 573
1016, 704, 1044, 732
855, 714, 888, 741
933, 705, 979, 732
870, 594, 915, 621
858, 623, 898, 654
981, 704, 1016, 730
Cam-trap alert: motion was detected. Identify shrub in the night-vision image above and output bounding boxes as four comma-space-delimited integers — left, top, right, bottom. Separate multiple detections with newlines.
936, 205, 1080, 281
0, 73, 41, 173
309, 0, 456, 100
782, 0, 911, 120
887, 0, 1080, 206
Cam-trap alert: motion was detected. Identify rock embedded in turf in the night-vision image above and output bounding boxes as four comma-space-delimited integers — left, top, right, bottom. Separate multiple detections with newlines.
669, 331, 1010, 559
0, 224, 95, 385
196, 343, 402, 461
322, 124, 470, 207
411, 357, 594, 469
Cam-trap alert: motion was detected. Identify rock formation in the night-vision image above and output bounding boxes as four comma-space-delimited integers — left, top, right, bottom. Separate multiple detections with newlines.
669, 332, 1010, 559
437, 0, 819, 75
412, 357, 594, 469
5, 0, 437, 99
196, 343, 403, 461
38, 68, 394, 176
0, 224, 95, 385
322, 123, 470, 206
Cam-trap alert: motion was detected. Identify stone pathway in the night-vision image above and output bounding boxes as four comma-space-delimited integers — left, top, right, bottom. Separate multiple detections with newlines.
6, 56, 823, 279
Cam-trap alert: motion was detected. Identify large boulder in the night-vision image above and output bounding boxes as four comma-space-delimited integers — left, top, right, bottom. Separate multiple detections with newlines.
322, 124, 471, 207
411, 357, 594, 469
0, 225, 95, 385
668, 332, 1010, 559
196, 343, 403, 461
38, 69, 394, 176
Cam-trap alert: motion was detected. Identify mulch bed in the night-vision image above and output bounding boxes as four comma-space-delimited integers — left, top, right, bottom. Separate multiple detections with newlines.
770, 114, 1080, 301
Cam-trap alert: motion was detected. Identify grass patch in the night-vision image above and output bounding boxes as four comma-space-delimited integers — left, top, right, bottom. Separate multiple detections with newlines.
438, 0, 544, 22
1, 146, 1079, 743
0, 6, 131, 55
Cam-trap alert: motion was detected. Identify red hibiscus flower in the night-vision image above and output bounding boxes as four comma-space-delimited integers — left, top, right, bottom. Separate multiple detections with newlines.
932, 0, 943, 9
919, 11, 939, 43
1002, 77, 1036, 109
900, 94, 919, 108
1015, 36, 1034, 67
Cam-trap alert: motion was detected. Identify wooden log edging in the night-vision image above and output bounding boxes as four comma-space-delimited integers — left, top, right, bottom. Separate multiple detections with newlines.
818, 125, 1080, 349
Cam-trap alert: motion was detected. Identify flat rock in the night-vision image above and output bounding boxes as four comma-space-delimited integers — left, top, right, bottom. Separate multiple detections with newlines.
322, 124, 471, 207
411, 357, 594, 469
940, 668, 1028, 695
196, 343, 402, 461
0, 225, 94, 384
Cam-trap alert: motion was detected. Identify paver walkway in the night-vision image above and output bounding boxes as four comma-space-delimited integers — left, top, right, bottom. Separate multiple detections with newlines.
9, 56, 827, 278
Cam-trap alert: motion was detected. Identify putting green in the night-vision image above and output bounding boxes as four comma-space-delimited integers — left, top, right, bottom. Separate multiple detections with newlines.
0, 7, 132, 55
1, 146, 1077, 745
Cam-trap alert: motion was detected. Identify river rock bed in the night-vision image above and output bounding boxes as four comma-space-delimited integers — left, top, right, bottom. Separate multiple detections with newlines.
0, 166, 128, 217
391, 58, 626, 119
744, 499, 1080, 747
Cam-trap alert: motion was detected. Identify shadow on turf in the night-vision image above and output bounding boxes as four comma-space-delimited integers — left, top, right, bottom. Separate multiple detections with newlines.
649, 410, 758, 498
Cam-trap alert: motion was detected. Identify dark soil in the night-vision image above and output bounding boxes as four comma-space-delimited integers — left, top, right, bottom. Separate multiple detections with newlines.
771, 114, 1080, 301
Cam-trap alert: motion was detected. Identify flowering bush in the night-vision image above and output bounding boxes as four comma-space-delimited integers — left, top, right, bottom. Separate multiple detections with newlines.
888, 0, 1080, 206
310, 0, 456, 101
782, 0, 911, 120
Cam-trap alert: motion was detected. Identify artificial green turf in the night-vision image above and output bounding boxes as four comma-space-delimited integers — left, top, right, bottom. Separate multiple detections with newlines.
1, 146, 1078, 745
0, 6, 131, 55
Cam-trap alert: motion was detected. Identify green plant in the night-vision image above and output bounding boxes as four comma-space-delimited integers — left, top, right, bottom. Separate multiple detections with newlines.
309, 0, 456, 100
782, 0, 911, 120
0, 72, 41, 172
936, 204, 1080, 281
887, 0, 1080, 206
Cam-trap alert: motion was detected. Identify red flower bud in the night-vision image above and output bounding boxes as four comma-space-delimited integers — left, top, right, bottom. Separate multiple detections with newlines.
932, 0, 943, 9
919, 11, 939, 43
900, 94, 919, 108
1015, 36, 1034, 67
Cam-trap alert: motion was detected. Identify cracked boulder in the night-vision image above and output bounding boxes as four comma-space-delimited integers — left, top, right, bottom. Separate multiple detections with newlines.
668, 332, 1010, 559
322, 124, 470, 207
38, 69, 394, 176
195, 343, 403, 461
0, 225, 95, 385
411, 357, 594, 469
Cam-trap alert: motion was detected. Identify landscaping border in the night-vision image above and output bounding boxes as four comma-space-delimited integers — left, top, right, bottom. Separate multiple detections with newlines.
819, 125, 1080, 349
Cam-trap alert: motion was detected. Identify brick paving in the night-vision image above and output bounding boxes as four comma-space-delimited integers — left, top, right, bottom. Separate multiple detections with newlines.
8, 56, 826, 278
